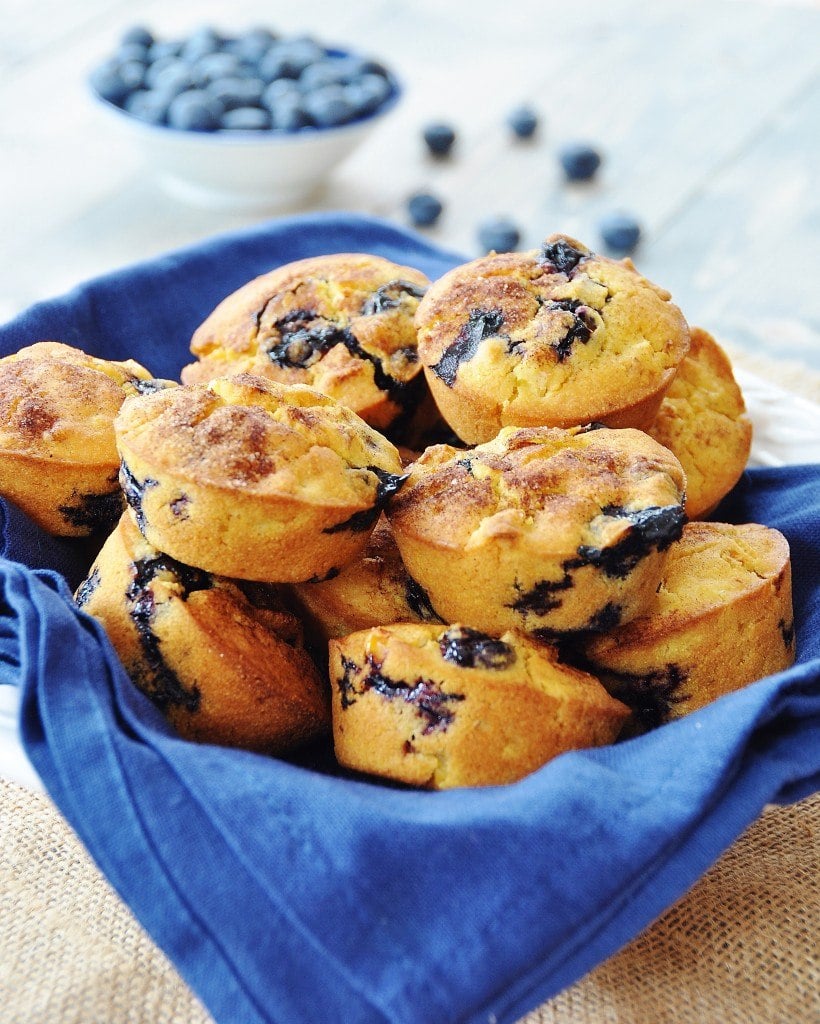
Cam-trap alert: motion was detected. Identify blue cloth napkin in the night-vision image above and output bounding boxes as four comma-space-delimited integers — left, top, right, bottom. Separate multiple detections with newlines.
1, 213, 819, 1024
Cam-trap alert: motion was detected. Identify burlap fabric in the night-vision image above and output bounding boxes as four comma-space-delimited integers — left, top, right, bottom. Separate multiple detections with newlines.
1, 777, 817, 1024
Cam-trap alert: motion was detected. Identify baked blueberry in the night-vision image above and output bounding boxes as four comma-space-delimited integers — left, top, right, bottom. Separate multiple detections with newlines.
598, 211, 642, 255
423, 122, 456, 157
477, 216, 521, 254
407, 192, 443, 227
558, 142, 602, 181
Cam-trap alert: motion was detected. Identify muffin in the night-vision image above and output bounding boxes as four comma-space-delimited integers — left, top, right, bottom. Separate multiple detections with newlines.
330, 623, 630, 789
647, 327, 752, 518
114, 374, 406, 582
387, 424, 687, 636
414, 234, 690, 444
0, 341, 169, 535
288, 515, 443, 646
182, 253, 431, 430
578, 521, 795, 730
76, 513, 329, 752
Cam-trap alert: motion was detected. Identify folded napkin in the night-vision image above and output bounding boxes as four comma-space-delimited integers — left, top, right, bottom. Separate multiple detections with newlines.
1, 214, 818, 1024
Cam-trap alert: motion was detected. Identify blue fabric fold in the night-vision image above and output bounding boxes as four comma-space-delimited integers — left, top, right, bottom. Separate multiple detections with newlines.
1, 214, 818, 1024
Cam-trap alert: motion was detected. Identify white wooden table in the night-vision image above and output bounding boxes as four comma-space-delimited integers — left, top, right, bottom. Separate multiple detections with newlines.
1, 0, 819, 374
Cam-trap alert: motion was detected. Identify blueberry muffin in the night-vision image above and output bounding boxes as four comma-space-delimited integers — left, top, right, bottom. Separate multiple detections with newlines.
647, 327, 752, 519
181, 253, 431, 430
288, 515, 443, 646
330, 623, 630, 789
386, 424, 687, 636
114, 374, 406, 583
76, 513, 329, 752
0, 341, 170, 535
414, 234, 691, 444
578, 522, 795, 730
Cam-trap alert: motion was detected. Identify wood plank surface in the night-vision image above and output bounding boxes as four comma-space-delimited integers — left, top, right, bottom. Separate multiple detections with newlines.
0, 0, 818, 376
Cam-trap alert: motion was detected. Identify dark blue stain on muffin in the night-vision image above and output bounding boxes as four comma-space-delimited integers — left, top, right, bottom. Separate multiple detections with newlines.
439, 625, 516, 670
597, 662, 689, 732
584, 602, 623, 633
510, 569, 576, 617
404, 574, 443, 622
778, 618, 795, 650
538, 238, 590, 276
337, 655, 361, 709
306, 566, 341, 583
323, 466, 408, 534
361, 279, 427, 315
546, 299, 596, 361
59, 482, 124, 533
75, 566, 101, 608
362, 655, 465, 733
125, 554, 213, 713
169, 494, 191, 519
578, 505, 686, 579
430, 307, 507, 386
119, 461, 158, 533
266, 307, 419, 409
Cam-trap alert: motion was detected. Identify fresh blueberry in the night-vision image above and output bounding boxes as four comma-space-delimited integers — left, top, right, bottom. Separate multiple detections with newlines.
191, 51, 243, 86
124, 89, 169, 125
477, 216, 521, 254
598, 211, 642, 255
146, 60, 195, 98
302, 84, 356, 127
207, 76, 265, 110
121, 26, 154, 49
299, 57, 357, 91
220, 106, 272, 130
228, 27, 279, 63
90, 62, 133, 105
507, 105, 538, 139
180, 27, 223, 63
148, 39, 182, 62
345, 73, 392, 117
167, 89, 223, 131
423, 122, 456, 157
263, 78, 301, 106
408, 192, 443, 227
268, 93, 310, 130
116, 59, 146, 92
116, 42, 150, 66
558, 142, 603, 181
261, 38, 325, 80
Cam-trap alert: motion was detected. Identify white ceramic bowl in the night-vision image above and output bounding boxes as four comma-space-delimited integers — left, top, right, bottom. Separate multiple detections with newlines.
91, 71, 401, 212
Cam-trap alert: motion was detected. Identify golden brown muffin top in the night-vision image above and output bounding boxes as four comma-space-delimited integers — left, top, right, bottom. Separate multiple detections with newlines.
5, 341, 165, 396
336, 621, 624, 711
115, 374, 404, 506
585, 521, 790, 654
415, 234, 690, 425
186, 253, 430, 386
648, 327, 751, 516
388, 424, 687, 556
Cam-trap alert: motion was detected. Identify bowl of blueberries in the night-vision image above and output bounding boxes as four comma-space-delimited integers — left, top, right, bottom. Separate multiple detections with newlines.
89, 24, 401, 210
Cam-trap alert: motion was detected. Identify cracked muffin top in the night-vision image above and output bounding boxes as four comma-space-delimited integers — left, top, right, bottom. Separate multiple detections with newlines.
414, 234, 690, 442
182, 253, 431, 428
0, 341, 163, 462
388, 424, 687, 559
115, 373, 404, 506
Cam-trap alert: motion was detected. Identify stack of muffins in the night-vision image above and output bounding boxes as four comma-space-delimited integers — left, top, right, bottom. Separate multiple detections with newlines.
0, 239, 796, 788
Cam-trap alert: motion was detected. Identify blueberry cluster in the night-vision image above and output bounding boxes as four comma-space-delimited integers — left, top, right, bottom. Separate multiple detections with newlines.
89, 25, 397, 133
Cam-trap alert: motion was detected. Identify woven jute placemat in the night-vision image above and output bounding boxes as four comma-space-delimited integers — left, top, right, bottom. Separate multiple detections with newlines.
1, 777, 818, 1024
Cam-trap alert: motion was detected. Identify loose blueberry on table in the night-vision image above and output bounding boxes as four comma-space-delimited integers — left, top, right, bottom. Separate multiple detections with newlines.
477, 216, 521, 254
557, 142, 603, 181
407, 191, 443, 227
598, 211, 642, 255
422, 122, 456, 157
507, 105, 539, 139
89, 24, 397, 132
